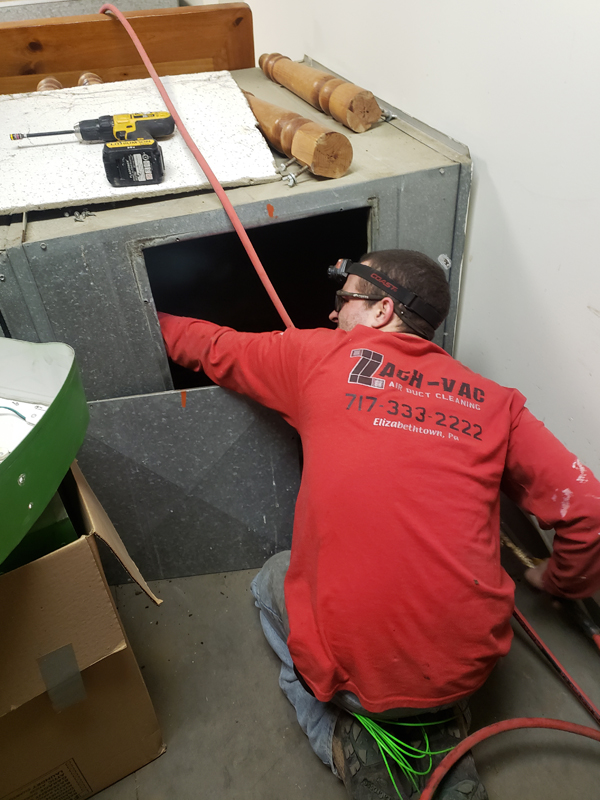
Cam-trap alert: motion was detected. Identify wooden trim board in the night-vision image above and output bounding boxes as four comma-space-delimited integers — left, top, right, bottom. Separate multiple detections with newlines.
0, 4, 255, 95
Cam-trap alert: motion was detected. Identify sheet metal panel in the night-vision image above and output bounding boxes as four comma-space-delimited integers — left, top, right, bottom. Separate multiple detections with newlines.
0, 0, 174, 23
77, 387, 300, 582
446, 161, 473, 353
0, 217, 54, 343
0, 220, 9, 338
0, 63, 469, 396
2, 166, 461, 399
20, 230, 171, 400
0, 65, 471, 578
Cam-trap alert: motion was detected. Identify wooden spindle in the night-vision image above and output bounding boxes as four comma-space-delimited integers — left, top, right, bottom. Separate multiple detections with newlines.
244, 92, 352, 179
78, 72, 104, 86
36, 76, 63, 91
259, 53, 381, 133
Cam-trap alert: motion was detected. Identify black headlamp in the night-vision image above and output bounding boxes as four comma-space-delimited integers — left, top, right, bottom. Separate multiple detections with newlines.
327, 259, 443, 332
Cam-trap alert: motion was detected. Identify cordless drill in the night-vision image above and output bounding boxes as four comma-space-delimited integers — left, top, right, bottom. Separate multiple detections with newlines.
10, 111, 175, 143
10, 112, 174, 187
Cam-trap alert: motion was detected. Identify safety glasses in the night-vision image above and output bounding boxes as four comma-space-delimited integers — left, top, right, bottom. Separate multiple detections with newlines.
334, 290, 386, 313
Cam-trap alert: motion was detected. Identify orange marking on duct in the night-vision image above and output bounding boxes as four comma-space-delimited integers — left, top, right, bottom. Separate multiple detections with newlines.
267, 203, 276, 218
181, 390, 187, 408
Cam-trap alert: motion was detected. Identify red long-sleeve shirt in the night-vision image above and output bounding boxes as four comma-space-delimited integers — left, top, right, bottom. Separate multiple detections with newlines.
159, 312, 600, 711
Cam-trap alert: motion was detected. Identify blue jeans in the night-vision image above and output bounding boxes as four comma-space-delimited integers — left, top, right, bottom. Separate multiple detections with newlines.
251, 550, 340, 770
250, 550, 463, 772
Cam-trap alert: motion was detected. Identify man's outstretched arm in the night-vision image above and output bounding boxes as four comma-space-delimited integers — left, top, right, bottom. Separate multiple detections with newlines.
502, 403, 600, 599
158, 312, 305, 428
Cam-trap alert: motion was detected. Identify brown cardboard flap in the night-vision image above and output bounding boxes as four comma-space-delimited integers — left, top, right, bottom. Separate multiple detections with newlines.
71, 462, 162, 606
0, 537, 126, 718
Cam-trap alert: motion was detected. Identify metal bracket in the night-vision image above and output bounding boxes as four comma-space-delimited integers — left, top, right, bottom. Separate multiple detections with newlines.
282, 165, 310, 188
73, 209, 96, 223
380, 109, 398, 123
437, 254, 452, 274
21, 211, 28, 244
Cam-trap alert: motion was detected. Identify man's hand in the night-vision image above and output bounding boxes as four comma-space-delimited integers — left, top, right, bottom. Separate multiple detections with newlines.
524, 559, 549, 591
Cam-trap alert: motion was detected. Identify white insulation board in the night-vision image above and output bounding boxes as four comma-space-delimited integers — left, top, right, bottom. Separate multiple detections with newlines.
0, 72, 279, 214
0, 399, 48, 462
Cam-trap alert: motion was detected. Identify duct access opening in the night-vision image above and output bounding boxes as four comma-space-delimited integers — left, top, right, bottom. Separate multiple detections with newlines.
144, 206, 371, 389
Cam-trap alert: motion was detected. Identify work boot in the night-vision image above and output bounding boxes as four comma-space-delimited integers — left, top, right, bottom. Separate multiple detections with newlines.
332, 711, 409, 800
422, 708, 488, 800
332, 707, 487, 800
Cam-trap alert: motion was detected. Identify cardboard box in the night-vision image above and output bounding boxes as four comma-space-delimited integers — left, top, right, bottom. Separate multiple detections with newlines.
0, 463, 165, 800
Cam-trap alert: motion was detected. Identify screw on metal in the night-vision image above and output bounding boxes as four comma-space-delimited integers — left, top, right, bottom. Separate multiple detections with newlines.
40, 243, 47, 250
0, 275, 5, 282
438, 254, 452, 272
283, 165, 310, 187
18, 474, 26, 485
74, 209, 96, 222
439, 168, 445, 175
380, 109, 398, 122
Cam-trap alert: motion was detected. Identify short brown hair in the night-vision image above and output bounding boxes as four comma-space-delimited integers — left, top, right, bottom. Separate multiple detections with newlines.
357, 249, 450, 339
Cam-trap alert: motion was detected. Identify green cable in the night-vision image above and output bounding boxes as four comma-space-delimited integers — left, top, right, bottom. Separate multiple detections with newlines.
0, 406, 28, 422
355, 714, 456, 796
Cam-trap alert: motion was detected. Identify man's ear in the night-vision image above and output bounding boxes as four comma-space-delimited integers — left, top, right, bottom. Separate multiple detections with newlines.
372, 297, 396, 329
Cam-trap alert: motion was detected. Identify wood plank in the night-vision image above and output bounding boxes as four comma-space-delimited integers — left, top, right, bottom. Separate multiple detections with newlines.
0, 4, 254, 93
0, 59, 221, 96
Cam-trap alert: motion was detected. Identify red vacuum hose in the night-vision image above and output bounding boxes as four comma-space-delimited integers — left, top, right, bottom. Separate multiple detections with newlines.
98, 4, 295, 330
421, 608, 600, 798
513, 607, 600, 726
420, 718, 600, 800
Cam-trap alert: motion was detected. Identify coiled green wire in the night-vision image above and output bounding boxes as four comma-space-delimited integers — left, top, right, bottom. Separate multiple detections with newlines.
355, 714, 456, 796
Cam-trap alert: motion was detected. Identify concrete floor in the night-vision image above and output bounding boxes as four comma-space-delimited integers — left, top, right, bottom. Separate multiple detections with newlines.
97, 559, 600, 800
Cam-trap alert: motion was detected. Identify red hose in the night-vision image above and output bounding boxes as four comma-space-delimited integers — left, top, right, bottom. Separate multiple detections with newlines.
420, 718, 600, 800
513, 607, 600, 726
98, 4, 295, 330
420, 608, 600, 798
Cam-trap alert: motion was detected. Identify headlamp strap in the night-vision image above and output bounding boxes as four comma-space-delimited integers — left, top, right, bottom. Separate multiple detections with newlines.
345, 261, 443, 329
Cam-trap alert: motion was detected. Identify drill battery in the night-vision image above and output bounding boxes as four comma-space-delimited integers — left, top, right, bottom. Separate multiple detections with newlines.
103, 139, 165, 187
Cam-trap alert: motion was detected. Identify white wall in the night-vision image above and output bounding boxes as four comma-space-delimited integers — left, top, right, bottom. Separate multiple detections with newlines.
245, 0, 600, 474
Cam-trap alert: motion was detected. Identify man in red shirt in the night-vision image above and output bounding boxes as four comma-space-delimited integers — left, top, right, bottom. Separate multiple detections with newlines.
159, 250, 600, 800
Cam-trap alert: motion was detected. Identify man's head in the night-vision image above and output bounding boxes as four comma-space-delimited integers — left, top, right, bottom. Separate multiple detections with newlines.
329, 249, 450, 339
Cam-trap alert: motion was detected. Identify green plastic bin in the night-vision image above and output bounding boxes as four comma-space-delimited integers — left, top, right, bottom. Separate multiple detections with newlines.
0, 338, 89, 564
